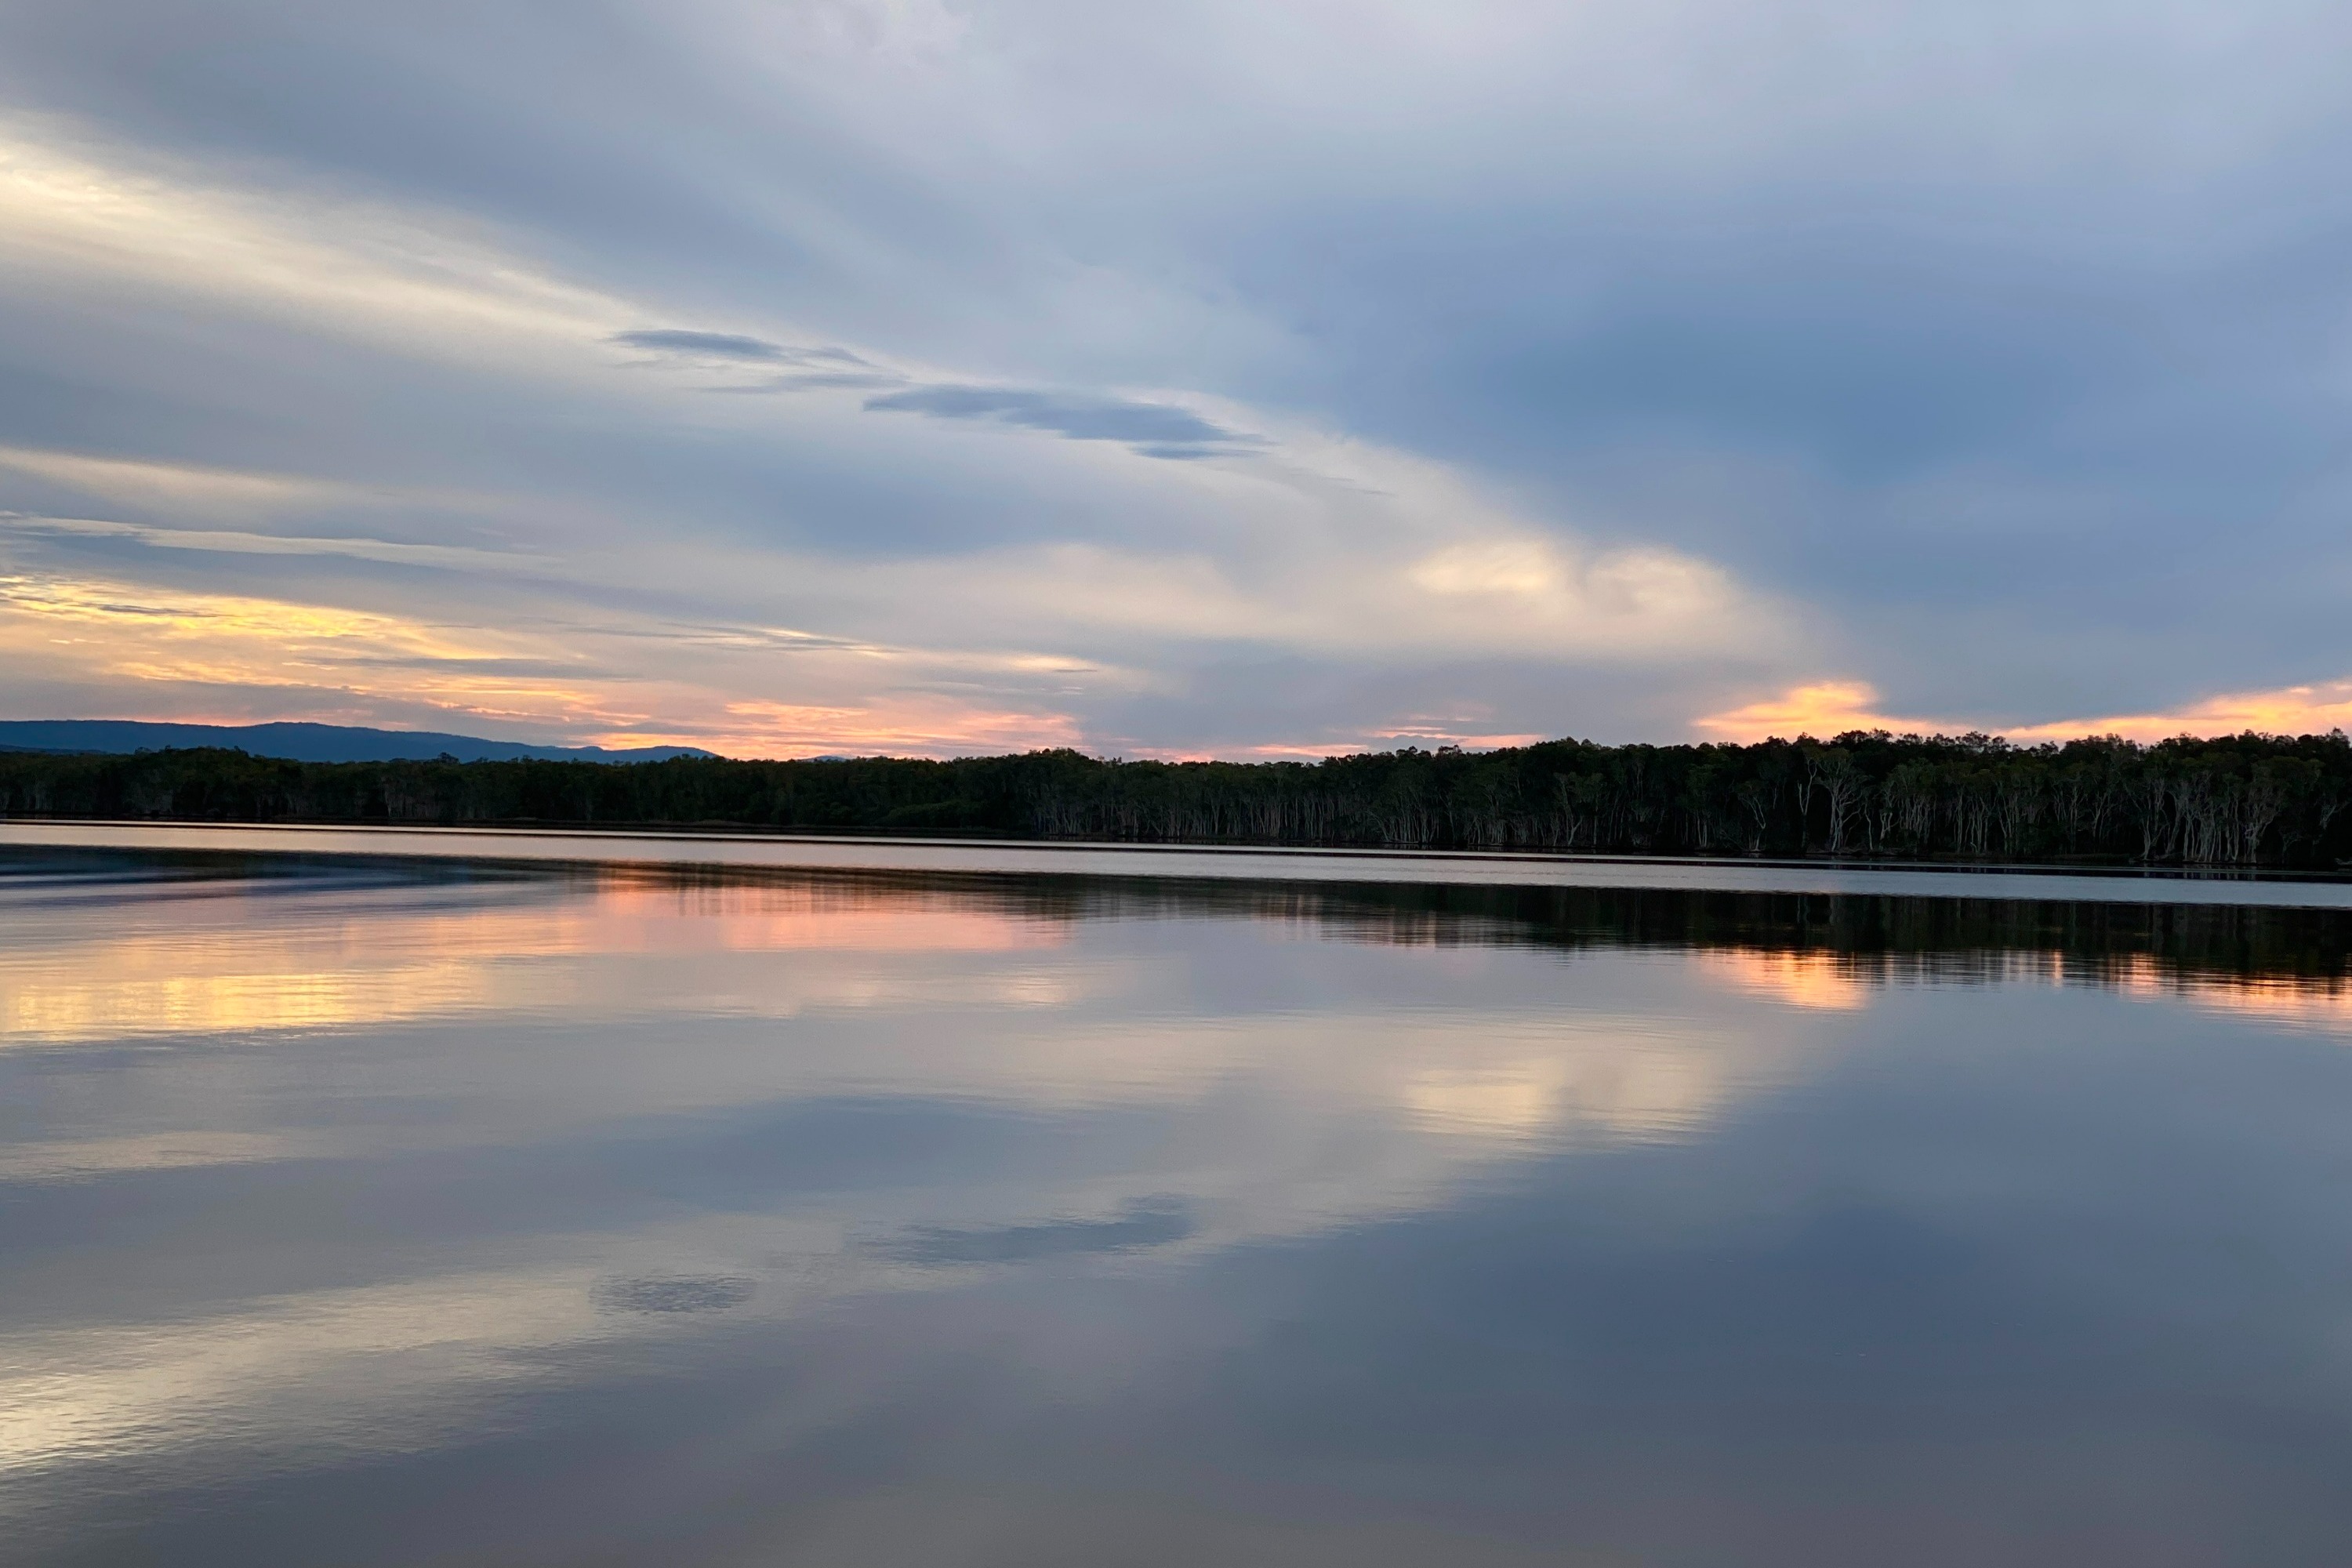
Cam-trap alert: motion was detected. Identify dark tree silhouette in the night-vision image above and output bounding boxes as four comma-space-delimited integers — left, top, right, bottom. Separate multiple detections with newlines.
5, 728, 2350, 869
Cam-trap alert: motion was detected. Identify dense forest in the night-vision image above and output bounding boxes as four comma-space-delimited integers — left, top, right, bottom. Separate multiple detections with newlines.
3, 728, 2350, 869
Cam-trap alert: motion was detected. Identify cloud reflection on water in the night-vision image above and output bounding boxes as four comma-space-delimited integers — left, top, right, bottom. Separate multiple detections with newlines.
0, 870, 1065, 1047
0, 855, 1846, 1496
3, 851, 2351, 1562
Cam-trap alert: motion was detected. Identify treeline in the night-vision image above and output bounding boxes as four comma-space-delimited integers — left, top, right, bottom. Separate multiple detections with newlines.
3, 728, 2350, 867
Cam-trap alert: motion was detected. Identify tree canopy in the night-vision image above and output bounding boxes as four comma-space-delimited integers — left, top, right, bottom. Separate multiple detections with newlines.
5, 729, 2349, 869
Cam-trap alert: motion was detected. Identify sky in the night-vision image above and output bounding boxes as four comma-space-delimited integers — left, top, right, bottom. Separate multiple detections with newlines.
2, 1, 2350, 759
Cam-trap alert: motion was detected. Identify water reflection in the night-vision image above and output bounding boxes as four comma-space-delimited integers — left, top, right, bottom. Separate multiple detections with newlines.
0, 867, 1063, 1047
4, 848, 2351, 1564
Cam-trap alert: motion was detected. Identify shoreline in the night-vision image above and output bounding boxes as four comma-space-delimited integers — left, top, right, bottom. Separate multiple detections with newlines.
7, 818, 2352, 910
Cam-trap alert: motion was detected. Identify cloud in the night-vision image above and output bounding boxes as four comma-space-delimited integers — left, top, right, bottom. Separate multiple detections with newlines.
0, 570, 608, 720
611, 328, 878, 372
2, 4, 2347, 754
1693, 681, 1925, 742
2005, 681, 2352, 744
863, 384, 1262, 459
0, 445, 347, 518
0, 127, 630, 365
653, 698, 1087, 759
612, 328, 788, 361
0, 557, 1114, 757
2, 512, 542, 573
0, 96, 1800, 757
1695, 677, 2352, 744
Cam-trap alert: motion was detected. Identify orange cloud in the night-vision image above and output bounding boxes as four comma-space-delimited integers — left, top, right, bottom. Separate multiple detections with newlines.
609, 699, 1083, 760
0, 571, 648, 731
0, 570, 1091, 761
2003, 681, 2352, 743
1693, 681, 1933, 742
1134, 728, 1549, 763
1697, 678, 2352, 745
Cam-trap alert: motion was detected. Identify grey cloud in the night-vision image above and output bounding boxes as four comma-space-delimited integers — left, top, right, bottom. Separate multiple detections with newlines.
614, 329, 877, 371
865, 385, 1261, 459
614, 328, 786, 361
0, 512, 547, 574
705, 371, 907, 394
614, 328, 908, 396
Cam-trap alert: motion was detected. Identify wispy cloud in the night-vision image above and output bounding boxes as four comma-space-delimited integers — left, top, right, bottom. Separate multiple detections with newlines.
616, 325, 1268, 457
0, 127, 631, 363
0, 446, 350, 518
610, 328, 878, 371
2, 512, 544, 574
612, 328, 789, 361
863, 384, 1264, 460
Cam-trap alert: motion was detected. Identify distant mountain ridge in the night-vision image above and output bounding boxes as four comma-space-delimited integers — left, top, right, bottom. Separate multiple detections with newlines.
0, 720, 716, 764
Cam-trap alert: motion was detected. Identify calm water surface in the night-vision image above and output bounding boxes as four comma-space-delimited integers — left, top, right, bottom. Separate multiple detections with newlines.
5, 846, 2352, 1565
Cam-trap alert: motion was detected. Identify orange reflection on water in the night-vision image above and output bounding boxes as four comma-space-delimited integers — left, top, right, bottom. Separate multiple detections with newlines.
538, 873, 1068, 955
2108, 954, 2352, 1034
0, 873, 1063, 1046
1693, 949, 1875, 1011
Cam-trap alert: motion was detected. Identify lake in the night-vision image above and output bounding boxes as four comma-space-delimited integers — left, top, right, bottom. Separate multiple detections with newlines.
5, 836, 2352, 1565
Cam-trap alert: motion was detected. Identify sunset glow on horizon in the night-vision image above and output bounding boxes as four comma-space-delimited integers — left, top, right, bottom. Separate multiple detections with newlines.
1696, 679, 2352, 749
